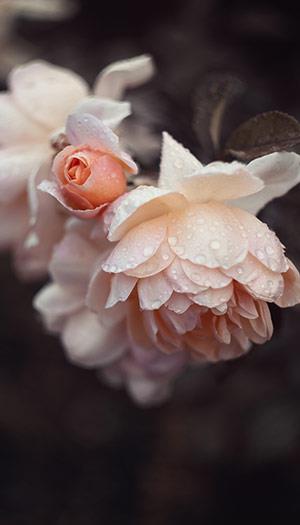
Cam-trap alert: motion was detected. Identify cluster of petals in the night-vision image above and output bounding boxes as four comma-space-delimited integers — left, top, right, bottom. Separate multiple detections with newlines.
34, 218, 185, 405
0, 55, 154, 279
35, 132, 300, 404
101, 133, 300, 362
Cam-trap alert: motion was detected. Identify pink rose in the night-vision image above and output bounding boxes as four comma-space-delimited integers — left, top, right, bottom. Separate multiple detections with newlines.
34, 133, 300, 405
101, 133, 300, 362
40, 113, 137, 219
53, 145, 127, 210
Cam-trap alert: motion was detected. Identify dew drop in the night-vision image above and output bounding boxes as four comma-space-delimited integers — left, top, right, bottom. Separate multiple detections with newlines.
143, 246, 154, 257
168, 236, 178, 246
256, 249, 264, 260
210, 240, 220, 250
195, 254, 206, 264
176, 246, 184, 256
152, 300, 161, 309
266, 246, 274, 255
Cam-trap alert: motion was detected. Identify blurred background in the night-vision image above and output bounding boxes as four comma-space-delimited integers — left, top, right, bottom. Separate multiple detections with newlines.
1, 0, 300, 523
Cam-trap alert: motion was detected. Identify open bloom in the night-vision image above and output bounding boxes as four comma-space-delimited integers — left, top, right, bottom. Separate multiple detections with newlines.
34, 218, 186, 405
100, 133, 300, 362
35, 133, 300, 405
0, 55, 154, 279
39, 113, 137, 218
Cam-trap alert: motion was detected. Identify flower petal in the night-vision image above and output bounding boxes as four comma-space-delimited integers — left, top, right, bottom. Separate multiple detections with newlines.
190, 282, 233, 308
106, 185, 186, 241
137, 273, 173, 310
38, 179, 107, 219
62, 309, 127, 367
102, 216, 167, 273
168, 203, 248, 269
0, 197, 28, 249
0, 93, 44, 146
164, 258, 203, 294
66, 113, 137, 173
231, 152, 300, 214
181, 259, 231, 289
231, 207, 288, 272
125, 240, 175, 278
74, 96, 131, 130
34, 283, 84, 332
49, 231, 98, 286
0, 145, 49, 203
106, 273, 137, 307
94, 54, 155, 100
179, 162, 263, 203
276, 259, 300, 307
159, 132, 202, 191
9, 60, 88, 130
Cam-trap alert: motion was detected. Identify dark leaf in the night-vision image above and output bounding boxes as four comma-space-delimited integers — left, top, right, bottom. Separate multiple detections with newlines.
193, 73, 244, 161
225, 111, 300, 161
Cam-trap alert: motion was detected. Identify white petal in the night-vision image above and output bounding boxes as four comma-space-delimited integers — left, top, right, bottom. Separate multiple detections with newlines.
106, 185, 186, 241
0, 145, 49, 203
0, 93, 44, 146
49, 231, 98, 286
66, 113, 137, 173
167, 203, 248, 269
74, 96, 131, 130
179, 162, 263, 203
9, 60, 88, 130
137, 273, 173, 309
103, 216, 167, 273
231, 152, 300, 214
276, 259, 300, 307
34, 283, 83, 331
159, 132, 202, 191
86, 261, 126, 328
181, 259, 231, 289
62, 309, 127, 367
190, 282, 233, 308
106, 273, 137, 307
231, 207, 288, 273
125, 240, 175, 278
0, 197, 28, 249
94, 54, 155, 100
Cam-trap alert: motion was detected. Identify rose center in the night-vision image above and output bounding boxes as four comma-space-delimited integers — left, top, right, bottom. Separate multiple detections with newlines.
66, 155, 90, 185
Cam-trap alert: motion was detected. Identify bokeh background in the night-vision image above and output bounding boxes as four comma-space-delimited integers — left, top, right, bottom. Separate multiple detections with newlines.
1, 0, 300, 523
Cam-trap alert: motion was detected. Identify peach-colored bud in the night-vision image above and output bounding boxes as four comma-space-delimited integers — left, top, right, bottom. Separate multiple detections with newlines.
53, 145, 127, 210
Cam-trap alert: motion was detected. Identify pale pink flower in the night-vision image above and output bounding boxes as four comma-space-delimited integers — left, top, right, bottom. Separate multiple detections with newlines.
0, 55, 154, 279
34, 217, 185, 405
99, 133, 300, 362
39, 113, 137, 218
34, 134, 300, 405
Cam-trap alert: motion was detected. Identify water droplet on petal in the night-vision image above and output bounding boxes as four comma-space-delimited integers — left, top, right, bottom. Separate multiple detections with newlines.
152, 300, 161, 309
256, 249, 265, 260
176, 246, 184, 256
210, 240, 220, 250
143, 246, 154, 257
195, 254, 206, 264
168, 236, 178, 246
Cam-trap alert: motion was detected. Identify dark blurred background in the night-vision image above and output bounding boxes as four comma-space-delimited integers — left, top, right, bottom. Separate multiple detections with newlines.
1, 0, 300, 523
